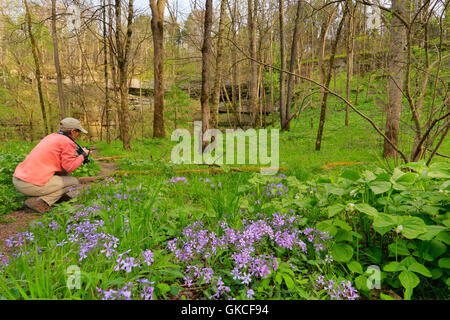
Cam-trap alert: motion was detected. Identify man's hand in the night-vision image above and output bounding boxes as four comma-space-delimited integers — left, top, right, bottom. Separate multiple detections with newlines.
82, 147, 90, 156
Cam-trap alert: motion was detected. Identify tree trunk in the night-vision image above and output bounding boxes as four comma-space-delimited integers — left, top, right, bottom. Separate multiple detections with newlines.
201, 0, 213, 149
114, 0, 133, 151
345, 0, 355, 126
383, 0, 407, 158
248, 0, 258, 127
284, 0, 303, 131
315, 5, 347, 151
150, 0, 167, 138
210, 0, 227, 129
279, 0, 286, 129
51, 0, 66, 119
24, 0, 48, 135
103, 0, 111, 143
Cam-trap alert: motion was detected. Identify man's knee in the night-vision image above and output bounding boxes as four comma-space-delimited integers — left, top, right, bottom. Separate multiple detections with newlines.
65, 176, 79, 188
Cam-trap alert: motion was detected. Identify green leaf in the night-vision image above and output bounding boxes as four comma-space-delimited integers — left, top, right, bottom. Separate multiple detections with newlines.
380, 293, 396, 300
328, 203, 345, 218
333, 219, 352, 231
369, 181, 392, 194
383, 261, 407, 272
399, 271, 420, 289
157, 283, 170, 294
334, 230, 354, 242
428, 162, 450, 179
354, 275, 369, 291
341, 170, 360, 181
331, 243, 354, 262
431, 268, 443, 280
355, 203, 379, 217
398, 216, 426, 239
347, 261, 363, 274
282, 274, 295, 290
373, 213, 399, 229
438, 258, 450, 269
388, 241, 410, 256
408, 263, 432, 277
429, 240, 447, 258
435, 231, 450, 245
417, 225, 447, 241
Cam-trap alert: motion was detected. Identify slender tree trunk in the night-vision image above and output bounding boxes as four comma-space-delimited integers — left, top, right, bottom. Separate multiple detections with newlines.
150, 0, 167, 138
383, 0, 407, 158
24, 0, 48, 135
248, 0, 258, 127
201, 0, 213, 149
345, 0, 355, 126
115, 0, 133, 151
51, 0, 65, 119
284, 0, 303, 131
315, 5, 347, 151
210, 0, 227, 129
103, 0, 110, 143
279, 0, 286, 129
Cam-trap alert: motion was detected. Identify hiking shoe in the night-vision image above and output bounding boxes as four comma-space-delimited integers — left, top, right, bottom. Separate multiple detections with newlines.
24, 197, 51, 214
55, 193, 73, 204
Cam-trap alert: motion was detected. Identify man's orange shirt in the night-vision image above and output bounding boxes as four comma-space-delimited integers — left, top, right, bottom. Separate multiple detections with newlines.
13, 133, 85, 186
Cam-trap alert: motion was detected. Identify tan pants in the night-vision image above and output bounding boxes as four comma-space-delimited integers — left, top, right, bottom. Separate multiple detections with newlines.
13, 175, 79, 206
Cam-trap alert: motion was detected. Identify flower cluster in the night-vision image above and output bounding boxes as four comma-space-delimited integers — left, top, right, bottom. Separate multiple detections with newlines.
167, 177, 188, 184
314, 275, 359, 300
167, 210, 334, 299
96, 278, 155, 300
263, 182, 289, 198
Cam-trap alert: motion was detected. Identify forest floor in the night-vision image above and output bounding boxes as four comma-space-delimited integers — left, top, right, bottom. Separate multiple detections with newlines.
0, 151, 118, 254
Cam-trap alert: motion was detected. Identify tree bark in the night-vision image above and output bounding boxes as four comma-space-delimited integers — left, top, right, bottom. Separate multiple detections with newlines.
383, 0, 407, 158
210, 0, 227, 129
315, 5, 347, 151
114, 0, 133, 151
201, 0, 213, 149
24, 0, 48, 135
150, 0, 167, 138
279, 0, 286, 129
284, 0, 303, 131
51, 0, 66, 119
249, 0, 259, 127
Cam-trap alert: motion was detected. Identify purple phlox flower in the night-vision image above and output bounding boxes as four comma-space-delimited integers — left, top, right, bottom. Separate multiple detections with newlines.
141, 249, 154, 266
49, 220, 59, 231
246, 289, 255, 299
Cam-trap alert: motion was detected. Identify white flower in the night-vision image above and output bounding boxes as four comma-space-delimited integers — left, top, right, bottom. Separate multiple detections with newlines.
395, 225, 403, 233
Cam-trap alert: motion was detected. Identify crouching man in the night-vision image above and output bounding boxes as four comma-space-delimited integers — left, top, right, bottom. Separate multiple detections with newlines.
12, 118, 90, 214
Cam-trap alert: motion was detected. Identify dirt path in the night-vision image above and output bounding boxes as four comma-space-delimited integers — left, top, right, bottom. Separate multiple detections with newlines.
0, 159, 118, 253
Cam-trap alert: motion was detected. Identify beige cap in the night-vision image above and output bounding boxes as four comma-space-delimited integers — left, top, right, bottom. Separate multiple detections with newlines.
59, 117, 88, 134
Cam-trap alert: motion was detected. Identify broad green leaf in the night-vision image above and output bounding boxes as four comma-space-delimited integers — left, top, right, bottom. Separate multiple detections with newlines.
347, 261, 363, 274
400, 256, 418, 268
316, 221, 338, 237
399, 271, 420, 289
383, 261, 406, 272
417, 225, 447, 241
341, 170, 360, 181
380, 293, 396, 300
355, 203, 379, 217
428, 162, 450, 179
373, 213, 399, 229
354, 275, 369, 291
435, 231, 450, 245
333, 219, 352, 231
334, 229, 354, 242
388, 241, 410, 256
398, 216, 426, 239
282, 274, 295, 290
331, 243, 354, 262
429, 240, 447, 258
369, 181, 392, 194
431, 268, 443, 280
157, 283, 170, 294
328, 203, 345, 218
438, 258, 450, 269
408, 263, 432, 277
395, 172, 416, 184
